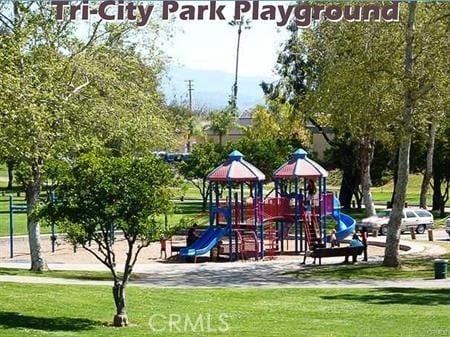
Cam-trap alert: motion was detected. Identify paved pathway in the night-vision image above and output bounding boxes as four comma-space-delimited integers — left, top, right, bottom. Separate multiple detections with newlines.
1, 230, 448, 289
1, 259, 449, 289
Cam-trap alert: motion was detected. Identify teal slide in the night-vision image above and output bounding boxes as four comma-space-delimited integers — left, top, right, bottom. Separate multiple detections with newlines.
180, 226, 226, 257
332, 197, 356, 241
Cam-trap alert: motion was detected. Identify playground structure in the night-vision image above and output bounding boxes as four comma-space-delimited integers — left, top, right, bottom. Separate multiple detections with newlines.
180, 149, 356, 261
6, 193, 60, 258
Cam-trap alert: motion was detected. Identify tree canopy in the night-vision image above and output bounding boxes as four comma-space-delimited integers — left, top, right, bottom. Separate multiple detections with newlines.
41, 154, 175, 326
0, 3, 175, 270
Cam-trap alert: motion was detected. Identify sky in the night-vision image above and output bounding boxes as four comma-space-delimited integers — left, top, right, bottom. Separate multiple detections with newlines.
158, 1, 291, 109
161, 1, 290, 78
72, 1, 292, 109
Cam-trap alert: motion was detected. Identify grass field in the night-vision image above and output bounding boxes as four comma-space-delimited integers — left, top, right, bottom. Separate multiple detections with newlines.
0, 197, 208, 237
289, 253, 450, 280
0, 283, 448, 337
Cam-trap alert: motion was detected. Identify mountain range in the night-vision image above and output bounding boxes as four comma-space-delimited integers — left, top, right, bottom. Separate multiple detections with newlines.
162, 67, 276, 111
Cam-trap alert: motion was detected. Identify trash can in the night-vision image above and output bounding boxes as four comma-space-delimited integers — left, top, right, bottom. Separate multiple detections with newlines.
434, 259, 448, 279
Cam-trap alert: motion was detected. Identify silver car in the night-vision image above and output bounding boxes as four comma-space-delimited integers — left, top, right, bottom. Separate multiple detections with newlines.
359, 209, 434, 235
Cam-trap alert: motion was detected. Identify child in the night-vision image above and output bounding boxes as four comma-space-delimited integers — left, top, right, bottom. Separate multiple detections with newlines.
330, 229, 339, 247
159, 235, 167, 259
306, 179, 317, 207
350, 232, 363, 247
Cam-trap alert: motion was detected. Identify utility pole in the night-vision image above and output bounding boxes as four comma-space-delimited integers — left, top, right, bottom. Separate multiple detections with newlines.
185, 79, 194, 111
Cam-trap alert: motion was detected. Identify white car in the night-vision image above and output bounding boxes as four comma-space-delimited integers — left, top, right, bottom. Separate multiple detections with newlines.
359, 208, 434, 235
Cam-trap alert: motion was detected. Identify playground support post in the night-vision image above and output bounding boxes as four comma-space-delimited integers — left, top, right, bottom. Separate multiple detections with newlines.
49, 192, 57, 253
9, 195, 13, 258
228, 183, 233, 261
258, 181, 264, 259
294, 178, 299, 254
51, 222, 56, 253
9, 195, 28, 258
303, 178, 308, 251
240, 183, 244, 223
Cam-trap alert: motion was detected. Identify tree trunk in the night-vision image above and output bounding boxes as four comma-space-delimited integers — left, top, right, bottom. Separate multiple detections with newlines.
26, 161, 48, 271
441, 181, 449, 218
218, 134, 223, 146
354, 188, 362, 209
186, 134, 192, 153
339, 168, 359, 209
383, 1, 416, 268
390, 150, 399, 207
419, 120, 437, 208
7, 160, 14, 190
433, 176, 448, 218
338, 177, 353, 209
432, 174, 443, 211
384, 138, 410, 268
359, 138, 376, 216
112, 282, 128, 327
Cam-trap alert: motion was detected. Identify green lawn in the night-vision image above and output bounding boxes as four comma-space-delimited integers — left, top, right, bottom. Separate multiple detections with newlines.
0, 193, 34, 237
0, 268, 118, 281
289, 253, 450, 280
0, 283, 448, 337
0, 198, 207, 237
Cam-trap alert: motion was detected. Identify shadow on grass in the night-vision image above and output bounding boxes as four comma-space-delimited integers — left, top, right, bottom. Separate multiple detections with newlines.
0, 311, 100, 331
286, 263, 429, 280
321, 288, 450, 306
173, 201, 204, 215
287, 254, 450, 280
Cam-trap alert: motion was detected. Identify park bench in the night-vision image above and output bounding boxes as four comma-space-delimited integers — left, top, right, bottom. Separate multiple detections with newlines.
303, 246, 364, 266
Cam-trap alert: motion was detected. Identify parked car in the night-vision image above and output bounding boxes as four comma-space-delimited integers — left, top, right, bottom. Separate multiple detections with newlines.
446, 218, 450, 238
358, 208, 434, 235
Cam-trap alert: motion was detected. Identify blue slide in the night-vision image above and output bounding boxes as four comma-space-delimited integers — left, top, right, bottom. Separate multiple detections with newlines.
180, 227, 226, 257
332, 197, 356, 241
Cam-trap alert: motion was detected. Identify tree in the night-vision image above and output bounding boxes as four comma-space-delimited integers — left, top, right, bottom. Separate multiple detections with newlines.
261, 22, 312, 111
324, 137, 362, 209
178, 142, 226, 210
166, 102, 206, 152
0, 3, 173, 271
229, 137, 294, 182
41, 154, 175, 327
208, 107, 237, 145
384, 2, 449, 267
300, 20, 402, 217
266, 2, 447, 266
247, 104, 310, 147
383, 2, 417, 267
431, 122, 450, 217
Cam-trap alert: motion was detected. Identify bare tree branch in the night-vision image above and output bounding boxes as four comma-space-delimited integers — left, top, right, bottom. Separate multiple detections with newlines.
65, 76, 90, 101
